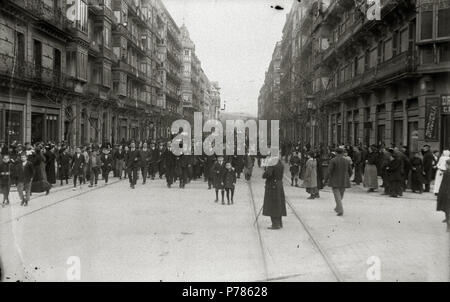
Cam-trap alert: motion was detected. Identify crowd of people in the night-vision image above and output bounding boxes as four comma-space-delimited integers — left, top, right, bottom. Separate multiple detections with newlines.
0, 140, 258, 209
281, 141, 450, 231
0, 138, 448, 232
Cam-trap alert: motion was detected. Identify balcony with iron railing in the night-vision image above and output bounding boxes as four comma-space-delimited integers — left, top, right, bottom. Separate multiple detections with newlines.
113, 24, 148, 56
88, 0, 114, 20
0, 54, 66, 88
319, 51, 415, 103
124, 0, 149, 28
5, 0, 68, 31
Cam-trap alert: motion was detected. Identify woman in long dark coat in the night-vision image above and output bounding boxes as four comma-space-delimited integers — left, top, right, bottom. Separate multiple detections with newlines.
262, 156, 286, 230
363, 145, 379, 192
31, 147, 51, 194
44, 145, 56, 184
436, 159, 450, 232
410, 152, 424, 193
385, 150, 402, 198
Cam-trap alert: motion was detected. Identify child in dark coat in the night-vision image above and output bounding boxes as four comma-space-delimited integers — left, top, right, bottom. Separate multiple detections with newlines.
223, 162, 237, 205
0, 154, 12, 206
437, 159, 450, 232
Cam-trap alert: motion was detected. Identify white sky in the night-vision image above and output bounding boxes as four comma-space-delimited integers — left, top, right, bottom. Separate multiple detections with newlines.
162, 0, 293, 116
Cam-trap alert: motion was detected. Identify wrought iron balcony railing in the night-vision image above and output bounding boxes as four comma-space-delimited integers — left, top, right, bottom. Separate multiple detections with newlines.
0, 54, 66, 88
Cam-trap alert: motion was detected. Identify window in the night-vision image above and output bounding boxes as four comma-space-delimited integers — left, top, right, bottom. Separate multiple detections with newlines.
438, 5, 450, 37
400, 28, 409, 53
16, 32, 25, 66
440, 43, 450, 62
66, 51, 76, 77
421, 46, 435, 64
418, 0, 450, 41
70, 0, 88, 32
103, 64, 111, 87
103, 23, 111, 48
357, 56, 365, 74
369, 48, 377, 68
53, 48, 61, 77
4, 110, 23, 143
392, 31, 398, 56
384, 38, 393, 61
77, 51, 88, 80
420, 4, 433, 40
377, 41, 383, 63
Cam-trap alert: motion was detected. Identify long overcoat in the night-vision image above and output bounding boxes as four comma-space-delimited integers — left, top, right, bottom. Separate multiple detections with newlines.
212, 161, 226, 189
303, 158, 317, 188
262, 159, 287, 217
437, 170, 450, 214
327, 155, 352, 189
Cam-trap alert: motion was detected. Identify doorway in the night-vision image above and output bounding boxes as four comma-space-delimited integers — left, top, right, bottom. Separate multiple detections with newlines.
31, 113, 44, 143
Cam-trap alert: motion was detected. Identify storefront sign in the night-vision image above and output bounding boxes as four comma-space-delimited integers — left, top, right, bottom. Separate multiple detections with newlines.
442, 95, 450, 114
424, 97, 440, 141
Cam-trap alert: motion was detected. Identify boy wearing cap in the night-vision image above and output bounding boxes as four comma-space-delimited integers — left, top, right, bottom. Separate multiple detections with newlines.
101, 148, 113, 184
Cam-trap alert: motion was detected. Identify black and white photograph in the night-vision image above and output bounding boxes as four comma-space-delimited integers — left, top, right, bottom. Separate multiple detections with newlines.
0, 0, 449, 285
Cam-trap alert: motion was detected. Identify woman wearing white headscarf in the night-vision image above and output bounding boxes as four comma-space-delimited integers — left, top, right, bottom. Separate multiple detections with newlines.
434, 150, 450, 195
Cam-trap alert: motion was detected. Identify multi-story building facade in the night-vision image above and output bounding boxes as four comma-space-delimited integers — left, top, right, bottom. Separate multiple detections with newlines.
180, 24, 219, 123
262, 0, 450, 152
0, 0, 204, 145
180, 24, 200, 124
258, 41, 282, 122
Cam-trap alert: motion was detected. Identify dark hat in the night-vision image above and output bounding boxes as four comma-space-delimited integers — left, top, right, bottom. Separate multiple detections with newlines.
335, 147, 344, 154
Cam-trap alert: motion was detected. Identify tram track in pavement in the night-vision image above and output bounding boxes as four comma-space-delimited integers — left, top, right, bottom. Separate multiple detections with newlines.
0, 178, 123, 226
245, 168, 344, 282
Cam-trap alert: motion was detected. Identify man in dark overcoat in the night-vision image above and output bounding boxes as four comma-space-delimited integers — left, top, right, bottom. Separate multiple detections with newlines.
71, 147, 85, 190
139, 142, 151, 184
44, 145, 56, 184
163, 142, 175, 188
328, 147, 352, 216
158, 142, 166, 179
149, 142, 160, 180
100, 148, 113, 184
126, 143, 141, 189
262, 155, 287, 229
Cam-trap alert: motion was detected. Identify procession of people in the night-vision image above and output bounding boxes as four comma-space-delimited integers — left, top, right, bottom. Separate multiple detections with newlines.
281, 140, 450, 231
0, 137, 448, 232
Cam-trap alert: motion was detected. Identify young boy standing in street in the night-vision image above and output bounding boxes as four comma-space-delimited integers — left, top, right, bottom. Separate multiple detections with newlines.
0, 154, 12, 206
14, 153, 34, 206
223, 161, 237, 205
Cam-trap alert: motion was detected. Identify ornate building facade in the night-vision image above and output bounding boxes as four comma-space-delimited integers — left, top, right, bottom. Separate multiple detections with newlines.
0, 0, 211, 145
260, 0, 450, 152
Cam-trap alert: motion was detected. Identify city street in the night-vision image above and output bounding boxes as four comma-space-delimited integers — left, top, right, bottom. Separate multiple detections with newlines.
1, 167, 448, 282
